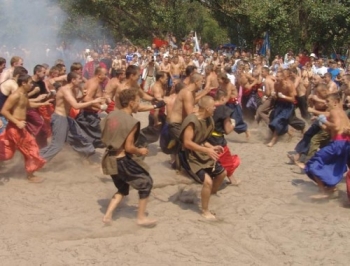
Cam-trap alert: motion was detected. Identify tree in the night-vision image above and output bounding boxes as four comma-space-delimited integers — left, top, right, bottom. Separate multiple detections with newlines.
56, 0, 230, 47
195, 0, 350, 55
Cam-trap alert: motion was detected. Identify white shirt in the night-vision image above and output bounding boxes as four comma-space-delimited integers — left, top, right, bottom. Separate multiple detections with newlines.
227, 73, 236, 85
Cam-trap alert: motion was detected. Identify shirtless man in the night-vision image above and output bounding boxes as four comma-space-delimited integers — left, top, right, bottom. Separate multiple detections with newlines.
267, 70, 295, 147
182, 65, 197, 85
147, 71, 168, 127
165, 81, 184, 119
168, 73, 209, 142
255, 67, 275, 124
324, 73, 338, 94
304, 93, 350, 199
204, 64, 219, 90
105, 69, 125, 113
0, 56, 23, 83
75, 67, 108, 148
211, 52, 220, 67
0, 67, 42, 134
160, 56, 171, 76
142, 57, 158, 92
0, 57, 6, 76
219, 72, 250, 138
289, 84, 329, 163
114, 65, 165, 112
290, 67, 309, 121
170, 56, 182, 81
238, 70, 260, 121
40, 72, 102, 162
252, 56, 263, 77
184, 54, 194, 68
0, 74, 51, 182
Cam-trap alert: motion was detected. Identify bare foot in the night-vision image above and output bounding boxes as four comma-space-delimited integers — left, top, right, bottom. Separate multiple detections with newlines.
137, 218, 157, 228
245, 130, 250, 140
81, 157, 91, 166
295, 160, 305, 169
201, 211, 216, 220
287, 132, 293, 142
310, 194, 329, 199
287, 153, 300, 163
267, 142, 274, 147
228, 176, 241, 186
325, 187, 339, 199
27, 175, 44, 183
102, 216, 112, 225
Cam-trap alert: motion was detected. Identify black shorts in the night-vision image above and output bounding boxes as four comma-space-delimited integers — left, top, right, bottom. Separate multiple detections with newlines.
195, 162, 225, 182
111, 156, 153, 199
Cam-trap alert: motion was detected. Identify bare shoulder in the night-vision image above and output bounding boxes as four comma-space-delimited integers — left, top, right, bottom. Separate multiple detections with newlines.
7, 91, 21, 101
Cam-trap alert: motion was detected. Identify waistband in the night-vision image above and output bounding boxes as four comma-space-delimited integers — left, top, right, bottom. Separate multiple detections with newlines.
227, 97, 238, 104
83, 109, 99, 114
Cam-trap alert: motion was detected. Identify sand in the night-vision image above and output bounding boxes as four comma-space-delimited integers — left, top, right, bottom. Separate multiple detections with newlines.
1, 112, 350, 266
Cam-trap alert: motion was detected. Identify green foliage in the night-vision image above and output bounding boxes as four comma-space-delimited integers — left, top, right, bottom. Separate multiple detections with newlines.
56, 0, 230, 47
198, 0, 350, 55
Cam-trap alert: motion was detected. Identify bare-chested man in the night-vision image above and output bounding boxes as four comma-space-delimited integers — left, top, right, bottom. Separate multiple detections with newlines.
168, 73, 209, 144
184, 54, 194, 69
170, 56, 182, 81
0, 57, 5, 73
324, 73, 338, 94
40, 72, 102, 162
238, 69, 260, 121
105, 69, 125, 113
289, 83, 329, 164
182, 65, 198, 85
304, 93, 350, 199
267, 70, 295, 147
142, 57, 158, 92
139, 71, 169, 145
255, 67, 276, 124
164, 81, 184, 119
204, 64, 219, 90
0, 56, 23, 83
75, 67, 108, 148
252, 56, 263, 77
0, 67, 30, 134
290, 67, 309, 121
114, 65, 165, 112
0, 74, 51, 182
160, 56, 171, 76
219, 72, 250, 138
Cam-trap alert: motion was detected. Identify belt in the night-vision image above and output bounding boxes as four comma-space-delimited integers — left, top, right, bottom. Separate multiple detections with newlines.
211, 131, 223, 137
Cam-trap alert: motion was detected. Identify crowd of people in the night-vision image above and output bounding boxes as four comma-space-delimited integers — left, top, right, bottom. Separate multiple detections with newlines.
1, 37, 350, 227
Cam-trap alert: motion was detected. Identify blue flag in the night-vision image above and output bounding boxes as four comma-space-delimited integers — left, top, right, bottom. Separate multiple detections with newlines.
260, 32, 270, 59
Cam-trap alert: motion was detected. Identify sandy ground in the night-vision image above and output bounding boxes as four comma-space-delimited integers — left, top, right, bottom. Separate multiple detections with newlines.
1, 111, 350, 266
